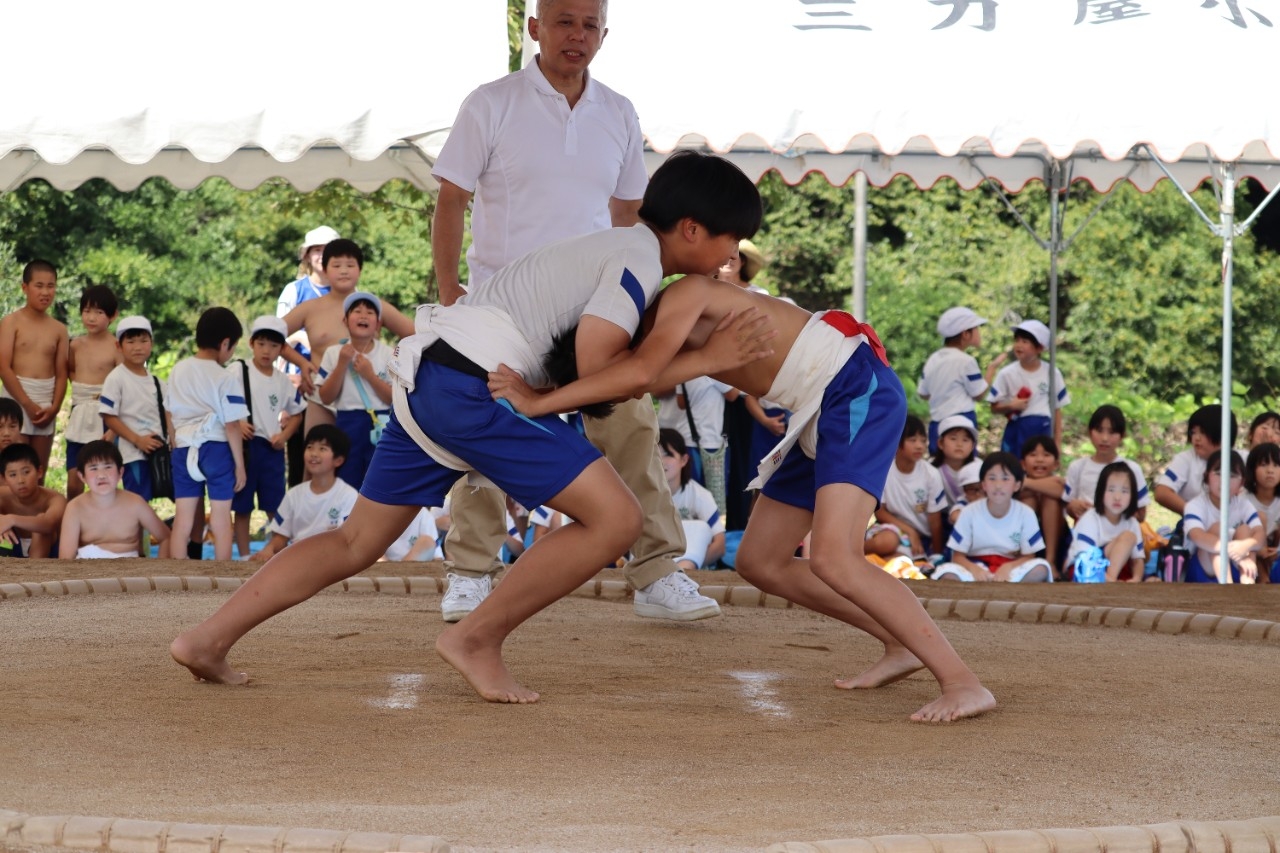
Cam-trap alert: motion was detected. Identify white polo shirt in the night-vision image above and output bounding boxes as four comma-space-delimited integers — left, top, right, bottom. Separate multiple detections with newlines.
918, 347, 986, 422
432, 59, 648, 287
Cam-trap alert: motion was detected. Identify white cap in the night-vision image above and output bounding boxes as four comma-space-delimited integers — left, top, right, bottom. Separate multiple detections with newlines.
1013, 319, 1051, 349
300, 225, 340, 252
937, 306, 987, 339
343, 291, 382, 318
115, 316, 152, 339
959, 459, 983, 486
250, 315, 288, 341
937, 414, 978, 443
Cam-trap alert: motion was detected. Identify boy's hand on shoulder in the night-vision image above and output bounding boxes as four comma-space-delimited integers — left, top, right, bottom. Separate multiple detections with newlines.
702, 308, 776, 374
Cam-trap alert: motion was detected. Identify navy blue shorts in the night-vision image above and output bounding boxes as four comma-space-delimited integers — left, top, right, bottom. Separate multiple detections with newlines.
122, 459, 152, 502
761, 346, 907, 513
66, 440, 85, 472
232, 435, 286, 514
1001, 414, 1052, 456
335, 408, 386, 490
360, 358, 601, 512
173, 442, 237, 501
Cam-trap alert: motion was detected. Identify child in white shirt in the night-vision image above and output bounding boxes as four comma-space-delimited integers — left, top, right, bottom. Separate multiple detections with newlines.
317, 292, 392, 489
99, 316, 172, 503
253, 425, 358, 561
987, 319, 1070, 454
918, 306, 1001, 453
877, 415, 946, 560
658, 428, 726, 570
1067, 461, 1146, 582
1183, 450, 1262, 583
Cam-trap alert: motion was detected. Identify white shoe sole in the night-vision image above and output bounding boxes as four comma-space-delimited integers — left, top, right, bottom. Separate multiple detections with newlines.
633, 600, 722, 621
441, 605, 475, 623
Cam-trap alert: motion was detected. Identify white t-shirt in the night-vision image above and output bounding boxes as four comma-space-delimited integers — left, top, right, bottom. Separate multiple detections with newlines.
1245, 491, 1280, 539
988, 361, 1071, 418
918, 347, 986, 421
166, 357, 250, 447
98, 365, 168, 465
1183, 492, 1260, 537
432, 61, 647, 287
227, 360, 305, 440
881, 461, 947, 536
1067, 509, 1144, 564
657, 376, 733, 451
317, 340, 393, 412
269, 478, 359, 543
1063, 457, 1151, 509
671, 480, 726, 535
947, 500, 1044, 558
384, 508, 443, 561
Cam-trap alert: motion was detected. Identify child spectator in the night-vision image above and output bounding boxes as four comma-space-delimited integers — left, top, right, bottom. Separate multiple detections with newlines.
987, 319, 1069, 454
877, 415, 946, 562
0, 442, 66, 557
1154, 404, 1238, 516
230, 316, 305, 559
918, 306, 1002, 452
931, 414, 979, 508
1183, 449, 1262, 583
99, 317, 172, 504
1067, 461, 1146, 583
1247, 411, 1280, 449
58, 440, 170, 559
0, 398, 27, 451
656, 376, 739, 515
316, 292, 393, 489
166, 307, 249, 561
948, 459, 984, 526
252, 425, 357, 561
382, 508, 444, 562
658, 428, 726, 572
0, 260, 69, 474
933, 452, 1052, 582
1243, 442, 1280, 582
64, 285, 122, 498
1063, 404, 1149, 521
1018, 434, 1066, 577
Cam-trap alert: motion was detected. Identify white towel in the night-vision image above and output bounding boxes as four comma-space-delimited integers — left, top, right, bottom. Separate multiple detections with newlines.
77, 544, 139, 559
65, 382, 105, 443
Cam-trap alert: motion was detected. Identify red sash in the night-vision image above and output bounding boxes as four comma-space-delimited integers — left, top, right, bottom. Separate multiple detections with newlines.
820, 311, 890, 367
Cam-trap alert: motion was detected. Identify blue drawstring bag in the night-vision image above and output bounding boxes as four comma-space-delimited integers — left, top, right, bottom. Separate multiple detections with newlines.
1073, 546, 1109, 583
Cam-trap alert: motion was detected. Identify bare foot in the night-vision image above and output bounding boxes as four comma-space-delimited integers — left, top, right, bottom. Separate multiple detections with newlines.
169, 632, 248, 685
436, 625, 539, 704
910, 683, 997, 723
834, 648, 924, 689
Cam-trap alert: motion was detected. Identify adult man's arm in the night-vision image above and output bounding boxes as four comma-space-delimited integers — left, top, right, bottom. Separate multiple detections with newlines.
432, 179, 474, 307
609, 197, 643, 228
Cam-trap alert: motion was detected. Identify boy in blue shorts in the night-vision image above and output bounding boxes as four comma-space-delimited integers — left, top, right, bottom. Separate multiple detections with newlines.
170, 151, 766, 704
99, 317, 171, 503
491, 274, 996, 723
166, 307, 249, 561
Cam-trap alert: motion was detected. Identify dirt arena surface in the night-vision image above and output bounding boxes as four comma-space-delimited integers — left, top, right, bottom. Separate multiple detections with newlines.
2, 560, 1279, 852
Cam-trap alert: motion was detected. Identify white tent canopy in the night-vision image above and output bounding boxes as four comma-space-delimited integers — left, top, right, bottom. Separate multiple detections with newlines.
0, 1, 508, 192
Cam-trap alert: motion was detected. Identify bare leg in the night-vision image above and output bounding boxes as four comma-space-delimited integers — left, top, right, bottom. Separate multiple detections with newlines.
30, 434, 52, 482
1038, 495, 1065, 576
233, 512, 251, 560
1105, 531, 1138, 581
436, 459, 641, 704
208, 500, 233, 562
170, 498, 419, 684
169, 496, 201, 559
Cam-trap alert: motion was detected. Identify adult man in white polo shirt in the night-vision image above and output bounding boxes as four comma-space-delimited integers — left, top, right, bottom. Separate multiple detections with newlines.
429, 0, 721, 624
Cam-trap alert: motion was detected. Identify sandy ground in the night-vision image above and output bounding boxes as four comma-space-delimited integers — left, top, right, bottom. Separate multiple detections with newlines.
2, 560, 1279, 852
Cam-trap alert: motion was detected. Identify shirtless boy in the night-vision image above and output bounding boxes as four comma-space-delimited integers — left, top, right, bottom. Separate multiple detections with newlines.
0, 442, 67, 557
0, 260, 69, 475
490, 275, 997, 722
66, 285, 123, 498
59, 440, 170, 559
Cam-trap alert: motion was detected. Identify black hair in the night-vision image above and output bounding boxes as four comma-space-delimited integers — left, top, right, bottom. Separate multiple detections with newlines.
1012, 328, 1043, 349
322, 238, 364, 269
79, 284, 119, 318
75, 439, 124, 473
1202, 449, 1245, 486
120, 328, 152, 343
195, 307, 243, 351
1188, 404, 1236, 448
1245, 442, 1280, 494
1248, 411, 1280, 443
979, 451, 1024, 483
657, 427, 694, 488
21, 260, 56, 283
1019, 434, 1060, 461
250, 329, 287, 346
1094, 461, 1140, 520
305, 423, 350, 461
1088, 404, 1127, 436
898, 414, 927, 447
0, 398, 23, 426
930, 423, 977, 468
542, 325, 618, 420
637, 151, 762, 239
0, 442, 40, 472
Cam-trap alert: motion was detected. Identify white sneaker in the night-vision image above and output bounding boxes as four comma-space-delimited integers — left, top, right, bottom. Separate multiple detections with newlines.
441, 572, 492, 623
633, 571, 721, 621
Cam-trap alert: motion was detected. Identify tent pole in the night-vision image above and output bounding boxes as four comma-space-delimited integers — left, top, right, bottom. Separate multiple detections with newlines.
852, 171, 868, 320
1047, 161, 1061, 434
1217, 162, 1236, 584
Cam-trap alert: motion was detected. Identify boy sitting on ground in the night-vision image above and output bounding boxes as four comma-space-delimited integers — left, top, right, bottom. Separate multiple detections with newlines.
0, 398, 27, 452
0, 443, 66, 557
252, 425, 358, 561
59, 440, 171, 559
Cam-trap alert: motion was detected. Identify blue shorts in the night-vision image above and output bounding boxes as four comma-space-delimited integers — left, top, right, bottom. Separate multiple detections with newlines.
66, 440, 85, 472
761, 345, 907, 513
335, 408, 386, 490
232, 436, 286, 514
1001, 414, 1052, 456
122, 459, 153, 502
173, 442, 237, 501
360, 358, 601, 512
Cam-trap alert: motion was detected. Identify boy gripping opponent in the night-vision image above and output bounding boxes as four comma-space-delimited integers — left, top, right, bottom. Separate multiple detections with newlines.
0, 260, 69, 475
491, 276, 996, 722
170, 151, 765, 703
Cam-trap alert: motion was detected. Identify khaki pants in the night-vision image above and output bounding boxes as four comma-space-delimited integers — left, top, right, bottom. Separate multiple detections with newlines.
443, 396, 685, 590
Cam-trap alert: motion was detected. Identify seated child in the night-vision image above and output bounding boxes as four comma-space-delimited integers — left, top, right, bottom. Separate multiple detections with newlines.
1247, 411, 1280, 449
1066, 461, 1146, 583
877, 415, 946, 561
382, 508, 444, 562
59, 441, 170, 559
316, 292, 393, 489
1243, 442, 1280, 582
932, 414, 979, 508
1018, 434, 1066, 577
658, 428, 726, 571
0, 398, 27, 451
1063, 405, 1149, 522
252, 425, 358, 561
65, 285, 121, 498
933, 452, 1053, 583
1184, 449, 1263, 583
0, 443, 66, 557
1154, 404, 1238, 516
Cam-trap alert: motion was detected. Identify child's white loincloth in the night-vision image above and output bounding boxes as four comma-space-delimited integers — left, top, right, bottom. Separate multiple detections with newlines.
1, 375, 56, 436
65, 381, 106, 443
76, 544, 139, 559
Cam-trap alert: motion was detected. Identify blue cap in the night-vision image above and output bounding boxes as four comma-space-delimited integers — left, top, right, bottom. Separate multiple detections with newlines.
342, 291, 382, 318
